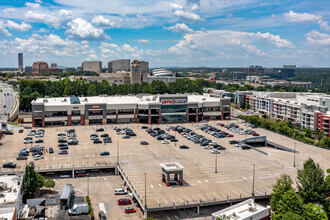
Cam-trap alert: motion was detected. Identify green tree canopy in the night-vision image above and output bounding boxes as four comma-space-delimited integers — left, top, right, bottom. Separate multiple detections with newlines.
23, 165, 44, 197
303, 203, 328, 220
270, 174, 294, 213
276, 189, 305, 217
297, 158, 327, 206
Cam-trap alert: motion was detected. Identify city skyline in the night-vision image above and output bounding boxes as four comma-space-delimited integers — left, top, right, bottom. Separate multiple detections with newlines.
0, 0, 330, 68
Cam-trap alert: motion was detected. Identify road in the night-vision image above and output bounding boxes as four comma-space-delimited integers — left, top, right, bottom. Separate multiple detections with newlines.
0, 83, 17, 122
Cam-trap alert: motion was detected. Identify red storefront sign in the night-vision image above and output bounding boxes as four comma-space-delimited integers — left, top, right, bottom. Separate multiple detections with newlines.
162, 100, 174, 104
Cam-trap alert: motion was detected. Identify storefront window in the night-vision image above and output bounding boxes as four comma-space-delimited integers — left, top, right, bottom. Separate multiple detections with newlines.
161, 105, 186, 113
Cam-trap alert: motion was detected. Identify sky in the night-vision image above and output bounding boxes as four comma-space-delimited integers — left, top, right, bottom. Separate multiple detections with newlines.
0, 0, 330, 68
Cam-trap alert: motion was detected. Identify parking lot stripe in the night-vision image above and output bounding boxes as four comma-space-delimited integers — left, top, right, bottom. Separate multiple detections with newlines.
163, 198, 168, 204
198, 194, 206, 201
213, 192, 221, 200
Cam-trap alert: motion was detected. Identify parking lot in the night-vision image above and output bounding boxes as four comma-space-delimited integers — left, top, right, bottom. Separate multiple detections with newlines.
0, 119, 329, 213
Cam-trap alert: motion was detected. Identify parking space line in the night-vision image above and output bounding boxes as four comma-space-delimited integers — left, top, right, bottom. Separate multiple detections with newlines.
198, 194, 206, 201
213, 192, 221, 200
163, 198, 168, 204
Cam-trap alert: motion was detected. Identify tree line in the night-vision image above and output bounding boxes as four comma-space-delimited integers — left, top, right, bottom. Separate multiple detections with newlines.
17, 77, 308, 112
240, 115, 330, 149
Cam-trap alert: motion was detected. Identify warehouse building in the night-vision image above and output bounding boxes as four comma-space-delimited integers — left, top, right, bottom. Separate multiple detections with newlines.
31, 94, 231, 127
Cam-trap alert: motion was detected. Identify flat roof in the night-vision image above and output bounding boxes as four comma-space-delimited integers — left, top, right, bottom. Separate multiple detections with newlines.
160, 162, 184, 172
60, 184, 73, 200
0, 175, 22, 204
212, 199, 270, 219
33, 94, 222, 106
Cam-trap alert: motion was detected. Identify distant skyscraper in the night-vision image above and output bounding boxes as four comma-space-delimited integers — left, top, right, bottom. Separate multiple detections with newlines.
82, 61, 102, 73
280, 65, 296, 79
32, 61, 49, 75
18, 53, 23, 72
108, 59, 130, 73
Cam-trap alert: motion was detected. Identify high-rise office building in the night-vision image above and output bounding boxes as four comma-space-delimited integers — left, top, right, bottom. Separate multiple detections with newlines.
140, 61, 149, 74
108, 59, 130, 73
51, 63, 57, 68
82, 61, 102, 73
18, 53, 23, 72
24, 66, 32, 74
32, 61, 48, 75
130, 60, 141, 84
280, 65, 296, 79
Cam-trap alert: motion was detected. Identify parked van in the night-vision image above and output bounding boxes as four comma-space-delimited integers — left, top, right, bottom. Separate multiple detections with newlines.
114, 188, 127, 195
68, 203, 89, 215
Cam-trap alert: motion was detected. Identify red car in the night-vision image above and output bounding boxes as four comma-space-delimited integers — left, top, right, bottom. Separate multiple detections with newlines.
125, 207, 136, 214
118, 198, 131, 205
219, 124, 225, 127
227, 134, 234, 137
252, 133, 260, 136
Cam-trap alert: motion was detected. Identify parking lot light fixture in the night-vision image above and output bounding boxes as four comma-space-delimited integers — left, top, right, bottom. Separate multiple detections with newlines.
252, 164, 255, 199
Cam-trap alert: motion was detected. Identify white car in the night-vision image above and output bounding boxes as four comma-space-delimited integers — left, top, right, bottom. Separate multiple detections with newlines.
239, 131, 246, 135
162, 140, 170, 144
24, 139, 33, 144
35, 134, 44, 138
204, 145, 213, 149
210, 150, 220, 154
34, 155, 44, 160
117, 131, 125, 135
235, 143, 244, 147
114, 188, 127, 195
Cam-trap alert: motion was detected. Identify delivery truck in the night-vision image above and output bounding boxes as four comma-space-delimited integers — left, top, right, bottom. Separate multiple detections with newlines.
68, 203, 89, 215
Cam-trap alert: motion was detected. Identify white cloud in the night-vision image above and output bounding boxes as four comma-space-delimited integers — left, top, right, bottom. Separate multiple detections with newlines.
66, 18, 110, 41
25, 11, 60, 27
170, 3, 184, 10
25, 2, 41, 9
36, 28, 49, 33
0, 21, 11, 36
166, 23, 193, 33
172, 9, 202, 22
318, 20, 330, 32
254, 32, 294, 48
6, 20, 31, 31
35, 0, 42, 3
284, 10, 321, 23
305, 30, 330, 46
91, 15, 116, 28
137, 39, 149, 44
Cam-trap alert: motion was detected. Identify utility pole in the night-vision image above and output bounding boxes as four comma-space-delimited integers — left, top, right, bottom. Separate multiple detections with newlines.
293, 142, 296, 168
117, 140, 119, 165
252, 164, 255, 199
215, 152, 218, 173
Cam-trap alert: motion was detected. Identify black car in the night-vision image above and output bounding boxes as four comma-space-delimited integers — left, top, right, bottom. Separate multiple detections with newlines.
58, 139, 67, 143
58, 150, 68, 155
140, 141, 149, 145
3, 162, 17, 168
19, 152, 29, 156
179, 145, 189, 149
242, 145, 251, 150
103, 138, 112, 143
58, 143, 68, 148
96, 128, 104, 132
17, 155, 27, 160
49, 147, 54, 154
128, 132, 137, 136
94, 139, 103, 144
141, 126, 148, 129
67, 129, 75, 133
100, 133, 109, 138
35, 139, 44, 143
59, 146, 69, 150
100, 151, 110, 156
170, 139, 178, 142
24, 137, 33, 140
5, 131, 13, 135
68, 140, 78, 145
229, 140, 239, 144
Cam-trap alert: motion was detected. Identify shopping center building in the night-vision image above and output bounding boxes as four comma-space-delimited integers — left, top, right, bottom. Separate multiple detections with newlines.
31, 94, 231, 127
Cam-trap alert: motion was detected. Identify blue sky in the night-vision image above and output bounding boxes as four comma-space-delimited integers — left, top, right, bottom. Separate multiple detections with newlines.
0, 0, 330, 68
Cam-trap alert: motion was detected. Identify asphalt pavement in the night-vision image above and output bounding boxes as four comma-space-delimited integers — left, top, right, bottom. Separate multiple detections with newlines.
0, 83, 17, 122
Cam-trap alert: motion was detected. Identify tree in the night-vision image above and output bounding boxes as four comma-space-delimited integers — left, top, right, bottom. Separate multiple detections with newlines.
270, 174, 294, 213
23, 165, 44, 197
276, 189, 305, 217
63, 86, 73, 96
87, 84, 97, 96
44, 179, 55, 189
281, 212, 304, 220
296, 158, 327, 205
303, 203, 328, 220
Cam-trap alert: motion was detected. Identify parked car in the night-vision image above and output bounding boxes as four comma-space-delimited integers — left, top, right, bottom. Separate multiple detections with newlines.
96, 128, 104, 132
3, 162, 16, 168
229, 140, 239, 144
103, 138, 112, 143
141, 126, 148, 129
100, 133, 109, 138
204, 145, 213, 149
49, 147, 54, 154
93, 139, 102, 144
5, 131, 13, 135
34, 155, 44, 160
140, 141, 149, 145
16, 156, 27, 160
114, 188, 127, 195
122, 135, 130, 139
75, 170, 86, 177
68, 140, 79, 145
59, 146, 69, 150
242, 145, 251, 150
35, 139, 44, 143
125, 207, 136, 214
252, 133, 260, 136
24, 139, 33, 144
118, 198, 131, 205
179, 145, 189, 149
162, 140, 170, 144
58, 139, 67, 143
170, 139, 178, 142
100, 151, 110, 156
210, 149, 220, 154
58, 150, 68, 155
19, 129, 24, 133
99, 211, 107, 220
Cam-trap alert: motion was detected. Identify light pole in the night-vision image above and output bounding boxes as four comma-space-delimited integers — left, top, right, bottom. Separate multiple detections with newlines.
215, 152, 218, 173
293, 142, 296, 168
252, 164, 255, 199
117, 140, 119, 165
174, 131, 177, 146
